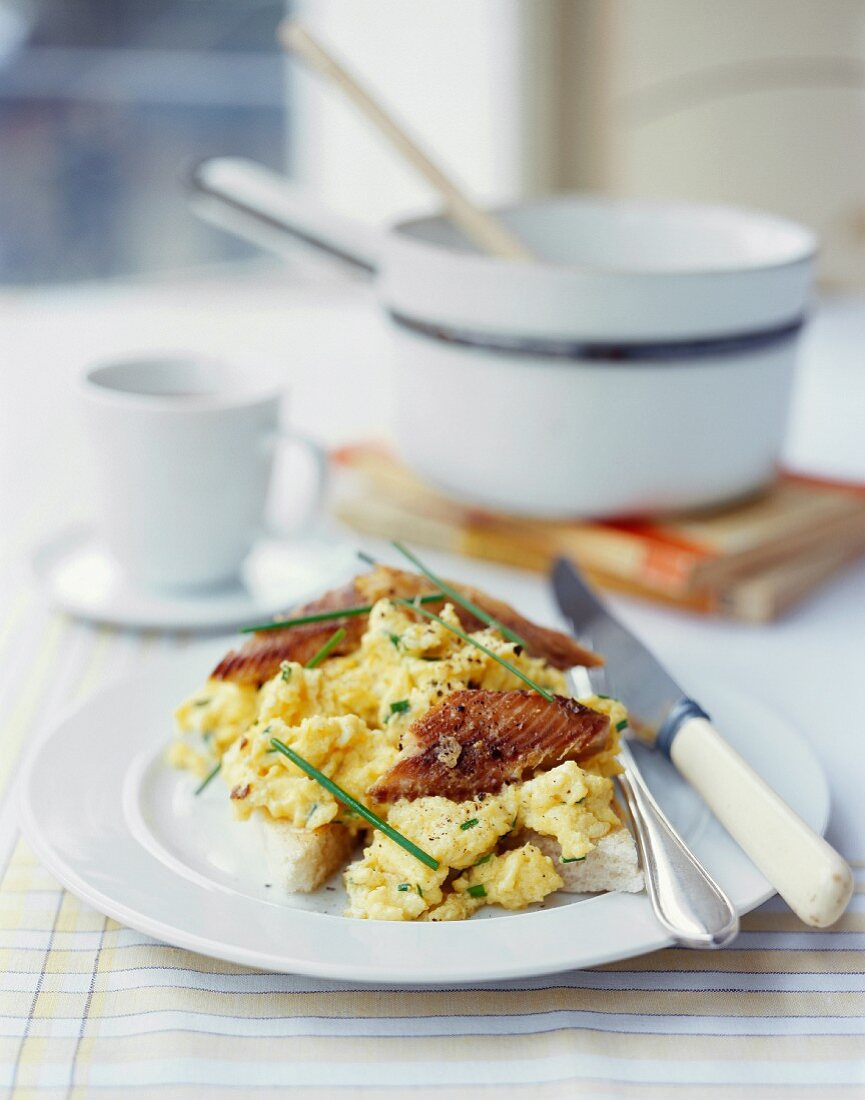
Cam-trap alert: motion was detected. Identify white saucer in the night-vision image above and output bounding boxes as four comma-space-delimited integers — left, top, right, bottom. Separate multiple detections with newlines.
31, 525, 357, 631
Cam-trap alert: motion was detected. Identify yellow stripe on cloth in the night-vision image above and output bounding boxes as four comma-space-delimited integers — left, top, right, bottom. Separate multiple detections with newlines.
602, 949, 865, 974
14, 983, 862, 1022
742, 911, 865, 933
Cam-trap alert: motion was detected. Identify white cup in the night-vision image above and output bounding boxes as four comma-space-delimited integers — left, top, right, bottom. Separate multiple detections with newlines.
81, 356, 327, 591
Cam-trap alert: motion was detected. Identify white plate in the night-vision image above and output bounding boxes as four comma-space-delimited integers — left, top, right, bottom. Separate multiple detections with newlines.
31, 525, 356, 631
18, 642, 829, 984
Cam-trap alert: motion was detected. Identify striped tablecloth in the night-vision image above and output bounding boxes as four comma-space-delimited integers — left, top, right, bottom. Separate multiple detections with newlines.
0, 554, 863, 1098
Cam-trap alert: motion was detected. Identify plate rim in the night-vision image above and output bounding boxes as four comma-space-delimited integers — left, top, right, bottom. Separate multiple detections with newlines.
16, 643, 830, 984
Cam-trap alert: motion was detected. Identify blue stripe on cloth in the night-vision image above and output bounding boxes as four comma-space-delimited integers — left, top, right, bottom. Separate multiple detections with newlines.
2, 968, 863, 996
1, 1010, 864, 1041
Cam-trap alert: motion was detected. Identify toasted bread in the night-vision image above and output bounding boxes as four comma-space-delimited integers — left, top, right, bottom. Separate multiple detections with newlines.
254, 812, 356, 893
525, 827, 644, 894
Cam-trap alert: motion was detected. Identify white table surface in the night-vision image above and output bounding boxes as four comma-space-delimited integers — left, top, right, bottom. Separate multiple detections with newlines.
1, 263, 863, 864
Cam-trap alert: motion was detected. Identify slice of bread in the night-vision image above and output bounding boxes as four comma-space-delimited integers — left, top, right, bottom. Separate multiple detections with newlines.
254, 816, 642, 899
254, 812, 357, 893
525, 828, 644, 894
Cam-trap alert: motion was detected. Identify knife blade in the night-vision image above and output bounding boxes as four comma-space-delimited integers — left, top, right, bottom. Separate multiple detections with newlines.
552, 557, 707, 753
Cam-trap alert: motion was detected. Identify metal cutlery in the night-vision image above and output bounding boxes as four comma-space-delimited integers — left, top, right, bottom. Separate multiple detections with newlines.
617, 739, 739, 947
572, 663, 738, 948
554, 557, 853, 930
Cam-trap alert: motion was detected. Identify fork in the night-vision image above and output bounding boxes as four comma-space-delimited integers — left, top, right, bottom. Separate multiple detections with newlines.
571, 661, 740, 949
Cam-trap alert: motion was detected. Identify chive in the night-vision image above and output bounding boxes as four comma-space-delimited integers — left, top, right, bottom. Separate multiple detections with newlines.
306, 628, 347, 669
385, 698, 411, 725
240, 593, 445, 634
474, 853, 492, 866
561, 856, 587, 864
280, 660, 292, 683
596, 693, 610, 700
467, 884, 487, 898
270, 738, 439, 871
615, 719, 628, 732
193, 698, 211, 707
388, 633, 402, 648
397, 883, 411, 892
306, 802, 319, 822
392, 541, 527, 648
460, 818, 479, 831
416, 884, 423, 897
244, 605, 368, 634
357, 550, 378, 566
194, 761, 221, 795
396, 600, 555, 703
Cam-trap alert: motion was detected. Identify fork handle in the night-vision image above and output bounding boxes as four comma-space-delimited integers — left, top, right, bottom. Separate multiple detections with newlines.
618, 743, 739, 948
670, 716, 853, 928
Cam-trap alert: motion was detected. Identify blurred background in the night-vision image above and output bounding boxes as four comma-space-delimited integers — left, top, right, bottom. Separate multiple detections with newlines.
2, 0, 865, 286
0, 0, 287, 282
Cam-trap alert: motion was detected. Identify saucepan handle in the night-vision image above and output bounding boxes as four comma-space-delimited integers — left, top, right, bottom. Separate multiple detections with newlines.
670, 716, 853, 928
188, 156, 384, 275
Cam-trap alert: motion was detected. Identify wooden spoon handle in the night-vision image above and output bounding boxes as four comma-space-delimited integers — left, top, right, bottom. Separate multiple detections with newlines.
279, 20, 534, 262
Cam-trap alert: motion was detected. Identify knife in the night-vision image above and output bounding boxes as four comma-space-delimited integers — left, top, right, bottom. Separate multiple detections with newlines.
553, 557, 853, 928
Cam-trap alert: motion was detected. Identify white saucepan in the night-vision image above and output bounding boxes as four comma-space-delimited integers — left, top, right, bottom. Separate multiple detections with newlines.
189, 157, 817, 518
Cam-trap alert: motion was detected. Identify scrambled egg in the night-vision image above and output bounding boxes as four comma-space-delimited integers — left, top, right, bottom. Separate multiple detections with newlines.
172, 599, 627, 921
172, 679, 259, 774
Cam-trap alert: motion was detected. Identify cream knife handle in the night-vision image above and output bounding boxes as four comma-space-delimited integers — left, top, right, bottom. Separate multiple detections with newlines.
670, 716, 853, 928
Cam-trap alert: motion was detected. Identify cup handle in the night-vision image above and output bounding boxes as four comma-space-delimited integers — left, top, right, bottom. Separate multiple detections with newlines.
263, 429, 329, 536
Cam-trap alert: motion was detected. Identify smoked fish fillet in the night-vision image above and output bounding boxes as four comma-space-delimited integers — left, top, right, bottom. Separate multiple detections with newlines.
211, 580, 365, 685
369, 689, 610, 803
211, 566, 601, 687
